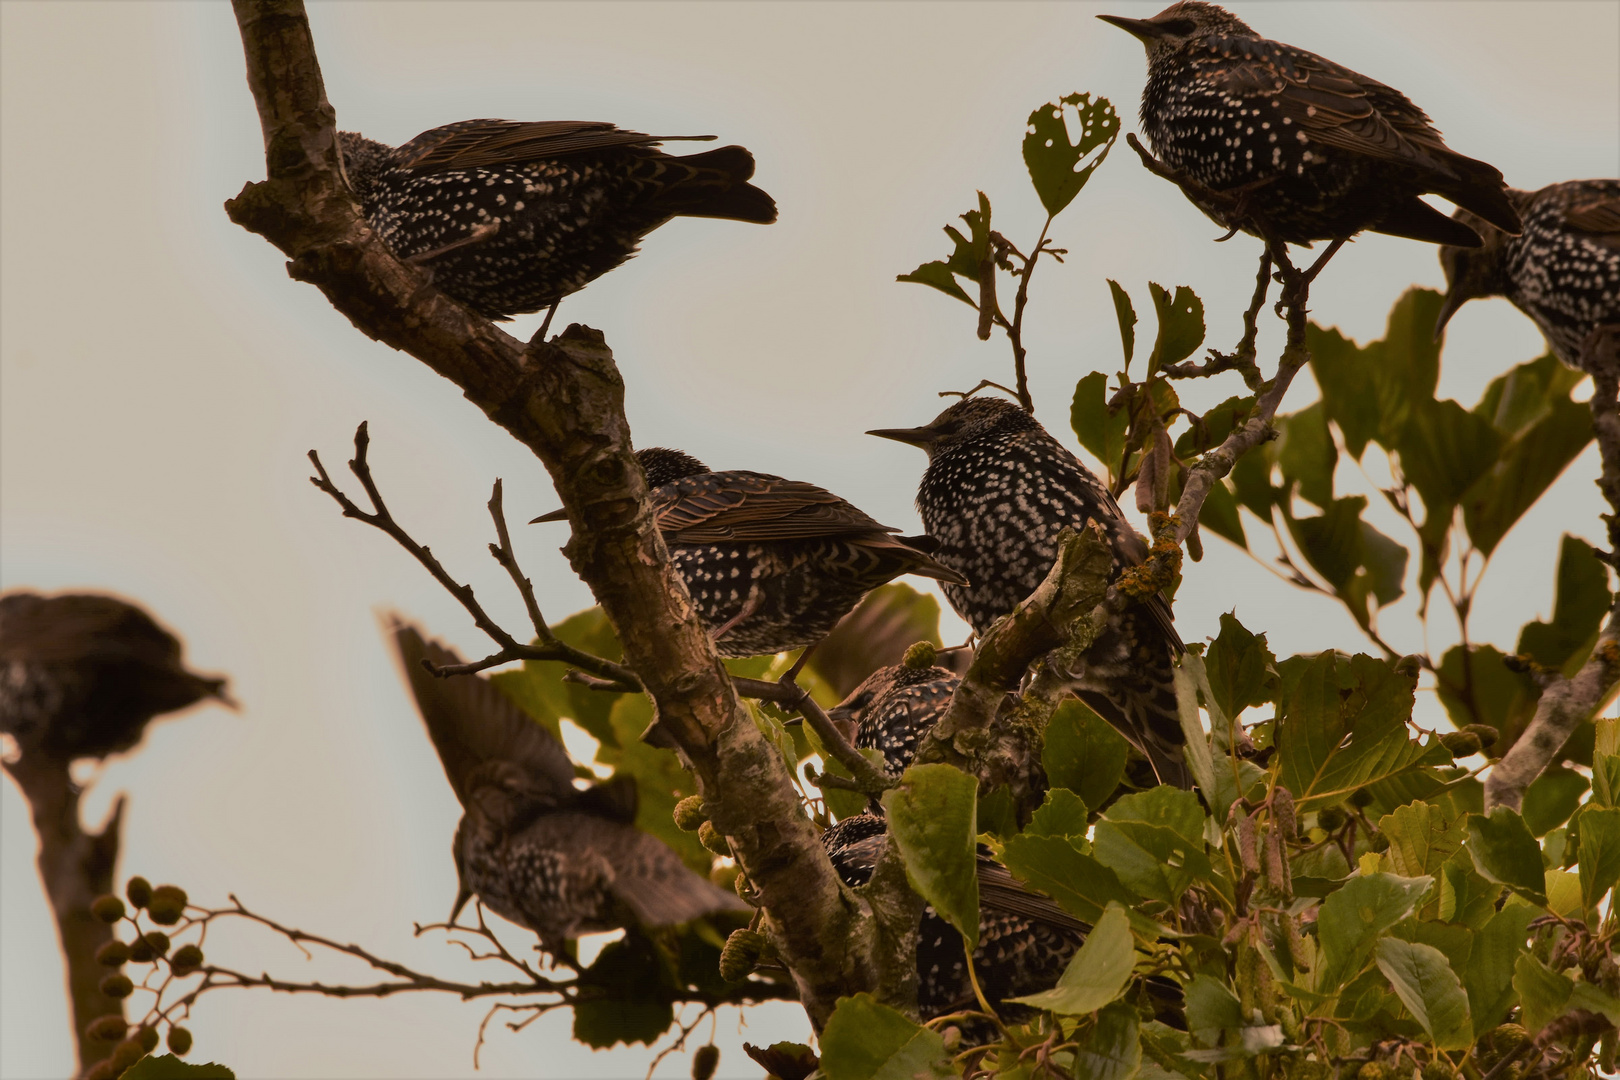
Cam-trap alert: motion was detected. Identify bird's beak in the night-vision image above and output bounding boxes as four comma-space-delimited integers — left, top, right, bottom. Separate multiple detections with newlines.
866, 426, 939, 449
530, 508, 568, 524
826, 704, 854, 725
1432, 289, 1467, 343
1096, 13, 1168, 41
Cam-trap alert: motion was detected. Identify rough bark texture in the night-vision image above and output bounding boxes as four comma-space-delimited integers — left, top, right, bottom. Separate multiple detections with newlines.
225, 0, 880, 1026
1485, 334, 1620, 810
3, 754, 124, 1074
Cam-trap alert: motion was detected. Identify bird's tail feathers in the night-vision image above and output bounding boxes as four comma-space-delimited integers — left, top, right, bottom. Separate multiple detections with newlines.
666, 145, 778, 224
613, 835, 749, 927
1074, 679, 1192, 791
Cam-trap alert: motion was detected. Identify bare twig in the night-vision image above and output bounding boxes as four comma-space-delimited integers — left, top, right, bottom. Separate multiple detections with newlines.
486, 480, 550, 643
1164, 248, 1270, 391
1484, 333, 1620, 810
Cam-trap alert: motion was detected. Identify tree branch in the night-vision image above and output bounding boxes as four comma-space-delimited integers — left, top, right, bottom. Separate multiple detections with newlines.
1484, 331, 1620, 810
227, 0, 875, 1026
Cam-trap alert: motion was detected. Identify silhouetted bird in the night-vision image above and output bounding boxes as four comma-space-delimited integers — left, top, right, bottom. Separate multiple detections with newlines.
1437, 179, 1620, 371
869, 398, 1189, 787
1099, 2, 1521, 247
820, 813, 1086, 1021
391, 621, 745, 957
0, 593, 230, 762
829, 663, 960, 774
340, 120, 776, 320
534, 448, 968, 658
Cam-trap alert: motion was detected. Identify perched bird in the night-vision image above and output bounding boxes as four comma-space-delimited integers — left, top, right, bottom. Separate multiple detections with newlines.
1437, 180, 1620, 372
339, 120, 776, 320
869, 398, 1189, 787
820, 813, 1086, 1021
0, 593, 230, 762
1099, 2, 1520, 247
829, 662, 960, 775
390, 621, 745, 956
534, 448, 968, 658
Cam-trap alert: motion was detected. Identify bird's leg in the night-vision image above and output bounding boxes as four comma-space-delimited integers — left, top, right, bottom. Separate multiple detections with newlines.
1300, 238, 1347, 284
533, 301, 561, 345
405, 219, 501, 265
708, 587, 765, 644
777, 645, 817, 692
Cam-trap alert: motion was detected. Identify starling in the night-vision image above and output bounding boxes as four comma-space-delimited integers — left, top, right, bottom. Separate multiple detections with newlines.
868, 398, 1190, 788
820, 813, 1086, 1021
1099, 2, 1521, 247
829, 662, 960, 774
391, 621, 745, 956
534, 448, 968, 658
1437, 179, 1620, 371
339, 120, 776, 320
0, 593, 230, 762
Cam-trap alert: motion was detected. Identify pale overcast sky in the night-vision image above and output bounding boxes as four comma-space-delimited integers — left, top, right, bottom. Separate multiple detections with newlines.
3, 2, 1616, 1077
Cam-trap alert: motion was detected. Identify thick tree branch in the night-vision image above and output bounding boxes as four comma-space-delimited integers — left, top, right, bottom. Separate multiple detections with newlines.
1485, 332, 1620, 810
227, 0, 874, 1025
2, 753, 125, 1074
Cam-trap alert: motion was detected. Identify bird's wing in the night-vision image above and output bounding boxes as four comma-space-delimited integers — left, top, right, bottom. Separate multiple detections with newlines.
976, 855, 1091, 935
652, 471, 898, 543
397, 119, 711, 172
594, 822, 750, 926
388, 618, 577, 807
0, 594, 182, 665
1566, 189, 1620, 251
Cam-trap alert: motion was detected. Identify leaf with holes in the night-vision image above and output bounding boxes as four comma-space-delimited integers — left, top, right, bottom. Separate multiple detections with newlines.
1073, 371, 1131, 483
1023, 92, 1120, 216
1145, 283, 1205, 376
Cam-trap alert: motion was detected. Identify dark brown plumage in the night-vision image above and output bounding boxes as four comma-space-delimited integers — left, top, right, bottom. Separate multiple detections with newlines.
1100, 2, 1521, 247
391, 620, 745, 956
537, 448, 967, 658
340, 119, 776, 320
0, 592, 229, 762
829, 663, 960, 775
1438, 179, 1620, 372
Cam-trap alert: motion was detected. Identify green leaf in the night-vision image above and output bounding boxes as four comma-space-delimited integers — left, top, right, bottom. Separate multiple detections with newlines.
1307, 324, 1382, 460
1378, 800, 1467, 878
1026, 788, 1090, 838
1313, 872, 1433, 993
121, 1058, 236, 1080
1204, 613, 1276, 719
573, 934, 677, 1048
1521, 766, 1590, 836
1009, 903, 1134, 1013
1023, 92, 1120, 216
1072, 371, 1130, 482
1000, 833, 1161, 936
1576, 806, 1620, 909
1512, 952, 1573, 1035
1467, 808, 1548, 906
1374, 938, 1473, 1050
1438, 848, 1503, 929
1184, 975, 1244, 1038
1273, 652, 1431, 810
573, 998, 676, 1049
1568, 982, 1620, 1026
1108, 280, 1137, 367
1146, 283, 1206, 376
1277, 402, 1337, 509
1286, 496, 1366, 590
1092, 788, 1210, 904
1398, 398, 1503, 519
498, 605, 624, 748
897, 259, 974, 306
1308, 289, 1443, 459
1517, 536, 1612, 673
1043, 699, 1130, 811
1474, 352, 1586, 437
1465, 903, 1536, 1029
1074, 1000, 1143, 1080
1199, 478, 1247, 549
882, 764, 979, 948
1545, 868, 1583, 916
1228, 438, 1278, 520
820, 994, 952, 1080
1463, 396, 1593, 556
1355, 521, 1409, 610
1434, 644, 1539, 750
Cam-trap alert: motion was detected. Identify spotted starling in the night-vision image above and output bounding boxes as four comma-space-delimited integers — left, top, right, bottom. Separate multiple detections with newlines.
391, 621, 745, 956
534, 448, 968, 658
0, 593, 230, 762
829, 663, 960, 774
1437, 180, 1620, 372
869, 398, 1189, 788
339, 120, 776, 320
1100, 2, 1521, 247
819, 813, 1086, 1021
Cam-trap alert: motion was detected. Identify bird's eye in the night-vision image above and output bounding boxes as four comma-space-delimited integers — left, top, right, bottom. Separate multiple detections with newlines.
1161, 18, 1197, 35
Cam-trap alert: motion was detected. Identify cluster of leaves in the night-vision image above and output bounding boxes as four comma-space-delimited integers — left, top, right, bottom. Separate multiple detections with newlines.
816, 622, 1620, 1079
83, 877, 228, 1080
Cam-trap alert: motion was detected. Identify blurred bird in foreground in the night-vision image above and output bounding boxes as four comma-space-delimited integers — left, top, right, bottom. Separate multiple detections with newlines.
390, 620, 745, 958
533, 447, 968, 658
340, 119, 776, 322
0, 592, 230, 763
1437, 179, 1620, 372
870, 398, 1189, 788
1100, 2, 1521, 248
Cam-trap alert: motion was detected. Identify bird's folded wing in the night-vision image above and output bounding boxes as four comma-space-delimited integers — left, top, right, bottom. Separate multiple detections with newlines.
1567, 195, 1620, 243
652, 472, 898, 542
976, 856, 1091, 935
606, 828, 750, 925
398, 119, 709, 172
